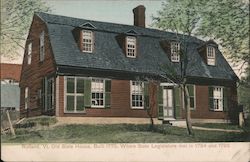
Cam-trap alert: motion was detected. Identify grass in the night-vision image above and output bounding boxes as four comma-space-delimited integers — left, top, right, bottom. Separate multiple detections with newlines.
2, 123, 250, 143
192, 123, 243, 130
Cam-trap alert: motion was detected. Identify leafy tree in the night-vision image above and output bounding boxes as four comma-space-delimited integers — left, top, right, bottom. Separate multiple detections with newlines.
153, 0, 202, 135
0, 0, 50, 59
197, 0, 249, 64
153, 0, 249, 130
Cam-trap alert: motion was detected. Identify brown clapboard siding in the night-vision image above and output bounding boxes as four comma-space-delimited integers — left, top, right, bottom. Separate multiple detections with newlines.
58, 76, 158, 117
180, 85, 238, 120
20, 15, 56, 118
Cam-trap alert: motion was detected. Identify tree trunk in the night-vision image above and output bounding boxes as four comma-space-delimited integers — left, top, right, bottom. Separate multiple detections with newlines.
183, 84, 193, 135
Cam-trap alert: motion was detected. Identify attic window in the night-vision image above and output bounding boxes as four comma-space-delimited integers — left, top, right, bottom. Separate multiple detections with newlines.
27, 42, 32, 65
82, 30, 93, 53
39, 31, 45, 61
207, 46, 215, 66
171, 42, 180, 62
126, 36, 136, 58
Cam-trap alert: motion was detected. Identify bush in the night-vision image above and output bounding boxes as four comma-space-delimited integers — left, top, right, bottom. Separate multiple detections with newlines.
15, 116, 57, 129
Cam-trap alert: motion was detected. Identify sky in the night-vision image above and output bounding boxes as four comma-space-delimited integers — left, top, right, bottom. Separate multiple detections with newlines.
2, 0, 164, 64
47, 0, 164, 26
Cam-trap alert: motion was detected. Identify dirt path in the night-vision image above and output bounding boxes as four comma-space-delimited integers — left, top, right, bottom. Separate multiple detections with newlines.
176, 125, 243, 133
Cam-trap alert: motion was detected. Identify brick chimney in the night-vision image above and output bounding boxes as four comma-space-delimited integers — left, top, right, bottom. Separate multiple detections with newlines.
133, 5, 146, 28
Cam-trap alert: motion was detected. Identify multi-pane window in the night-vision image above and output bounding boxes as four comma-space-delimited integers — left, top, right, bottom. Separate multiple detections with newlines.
212, 87, 223, 111
82, 30, 93, 53
171, 42, 180, 62
91, 79, 104, 107
40, 31, 45, 61
207, 46, 215, 65
27, 43, 32, 65
65, 77, 85, 112
126, 36, 136, 58
25, 87, 29, 109
131, 81, 144, 109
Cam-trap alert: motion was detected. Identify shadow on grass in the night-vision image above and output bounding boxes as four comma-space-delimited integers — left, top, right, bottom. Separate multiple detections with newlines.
2, 124, 249, 143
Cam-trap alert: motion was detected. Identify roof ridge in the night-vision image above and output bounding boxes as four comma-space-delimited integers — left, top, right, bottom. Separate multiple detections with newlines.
35, 12, 203, 43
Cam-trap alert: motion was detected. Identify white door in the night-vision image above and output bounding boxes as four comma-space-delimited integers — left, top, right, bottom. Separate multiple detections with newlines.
163, 88, 174, 118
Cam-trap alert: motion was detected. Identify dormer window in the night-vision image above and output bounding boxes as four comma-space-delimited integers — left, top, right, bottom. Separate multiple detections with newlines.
27, 42, 32, 65
82, 30, 93, 53
207, 46, 215, 66
171, 42, 180, 62
126, 36, 136, 58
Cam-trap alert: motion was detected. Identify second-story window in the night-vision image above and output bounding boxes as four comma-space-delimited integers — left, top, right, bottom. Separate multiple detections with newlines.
82, 30, 93, 53
27, 43, 32, 65
126, 36, 136, 58
207, 46, 215, 65
171, 42, 180, 62
39, 31, 45, 61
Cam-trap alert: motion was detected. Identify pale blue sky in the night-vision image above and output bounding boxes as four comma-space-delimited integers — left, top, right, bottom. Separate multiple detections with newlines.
47, 0, 164, 26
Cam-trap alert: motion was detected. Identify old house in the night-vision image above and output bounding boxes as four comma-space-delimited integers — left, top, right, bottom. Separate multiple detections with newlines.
20, 5, 238, 123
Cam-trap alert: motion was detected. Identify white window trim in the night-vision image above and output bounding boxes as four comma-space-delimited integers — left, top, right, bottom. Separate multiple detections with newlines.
82, 30, 93, 53
64, 76, 86, 113
126, 36, 136, 58
170, 42, 180, 62
27, 42, 32, 65
24, 87, 29, 109
130, 80, 144, 109
207, 46, 215, 66
182, 85, 196, 110
39, 31, 45, 62
91, 78, 105, 108
211, 86, 223, 111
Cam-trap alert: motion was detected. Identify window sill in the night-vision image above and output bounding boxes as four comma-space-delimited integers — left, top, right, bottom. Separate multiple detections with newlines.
131, 107, 144, 110
209, 109, 223, 112
82, 51, 93, 54
89, 106, 105, 109
64, 111, 86, 114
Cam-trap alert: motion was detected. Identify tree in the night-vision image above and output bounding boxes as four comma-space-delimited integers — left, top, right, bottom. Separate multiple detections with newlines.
153, 0, 203, 135
197, 0, 249, 65
153, 0, 249, 133
0, 0, 50, 59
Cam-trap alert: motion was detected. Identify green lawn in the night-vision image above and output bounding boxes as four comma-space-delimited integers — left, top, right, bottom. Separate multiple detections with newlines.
2, 123, 250, 143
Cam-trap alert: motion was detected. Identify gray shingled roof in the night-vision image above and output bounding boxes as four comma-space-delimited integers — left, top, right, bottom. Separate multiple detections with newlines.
36, 12, 238, 81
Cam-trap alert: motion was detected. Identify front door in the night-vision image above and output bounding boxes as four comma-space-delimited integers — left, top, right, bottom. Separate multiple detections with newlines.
163, 88, 174, 119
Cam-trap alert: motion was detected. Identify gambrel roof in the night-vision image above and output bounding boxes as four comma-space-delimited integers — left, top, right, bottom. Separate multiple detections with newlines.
35, 12, 238, 83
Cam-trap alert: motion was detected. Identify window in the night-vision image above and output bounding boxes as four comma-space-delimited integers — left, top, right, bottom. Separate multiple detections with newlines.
171, 42, 180, 62
40, 31, 45, 61
46, 78, 54, 110
82, 30, 93, 53
187, 85, 195, 110
126, 36, 136, 58
27, 43, 32, 64
25, 87, 29, 109
65, 77, 85, 112
131, 81, 144, 109
37, 89, 42, 107
91, 78, 104, 107
207, 46, 215, 65
210, 87, 223, 111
